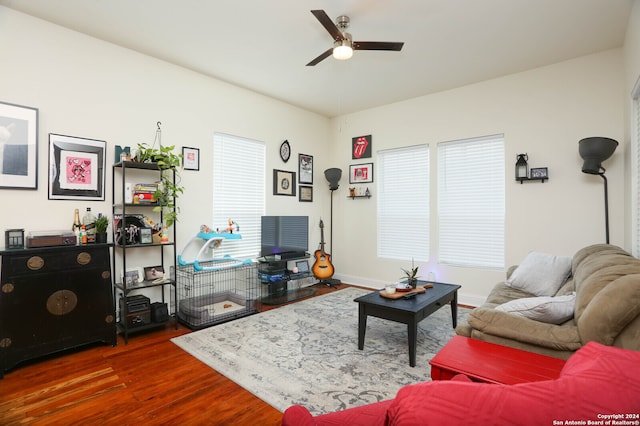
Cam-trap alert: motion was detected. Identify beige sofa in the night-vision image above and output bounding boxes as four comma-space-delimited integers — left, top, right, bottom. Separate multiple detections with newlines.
456, 244, 640, 359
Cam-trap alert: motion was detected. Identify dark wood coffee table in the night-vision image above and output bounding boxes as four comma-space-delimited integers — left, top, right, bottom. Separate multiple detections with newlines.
354, 281, 461, 367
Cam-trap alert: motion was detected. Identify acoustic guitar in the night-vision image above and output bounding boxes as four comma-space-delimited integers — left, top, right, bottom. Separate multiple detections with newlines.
312, 219, 335, 280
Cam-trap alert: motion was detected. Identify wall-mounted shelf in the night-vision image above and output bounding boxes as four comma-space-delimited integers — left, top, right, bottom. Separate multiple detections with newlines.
516, 177, 548, 184
348, 195, 371, 199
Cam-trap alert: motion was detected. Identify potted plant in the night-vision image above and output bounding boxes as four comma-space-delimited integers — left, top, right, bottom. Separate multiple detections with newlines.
401, 259, 420, 288
135, 143, 184, 227
94, 215, 109, 243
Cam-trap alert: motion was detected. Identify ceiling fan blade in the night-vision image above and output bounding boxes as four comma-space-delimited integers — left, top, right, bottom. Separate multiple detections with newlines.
353, 41, 404, 51
311, 10, 345, 41
306, 48, 333, 66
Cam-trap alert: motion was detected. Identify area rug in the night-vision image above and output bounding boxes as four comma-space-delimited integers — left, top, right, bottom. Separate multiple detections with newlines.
171, 287, 470, 416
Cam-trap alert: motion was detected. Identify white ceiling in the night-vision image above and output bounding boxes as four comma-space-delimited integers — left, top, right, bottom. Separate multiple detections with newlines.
0, 0, 634, 117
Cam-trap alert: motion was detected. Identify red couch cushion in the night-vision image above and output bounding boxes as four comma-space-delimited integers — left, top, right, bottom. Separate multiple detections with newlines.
385, 342, 640, 425
282, 400, 393, 426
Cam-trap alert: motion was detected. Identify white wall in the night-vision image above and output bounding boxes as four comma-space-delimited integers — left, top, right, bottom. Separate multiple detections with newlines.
0, 7, 331, 254
329, 50, 626, 305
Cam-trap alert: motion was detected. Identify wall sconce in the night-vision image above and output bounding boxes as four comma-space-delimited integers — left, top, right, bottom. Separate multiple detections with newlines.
515, 154, 529, 181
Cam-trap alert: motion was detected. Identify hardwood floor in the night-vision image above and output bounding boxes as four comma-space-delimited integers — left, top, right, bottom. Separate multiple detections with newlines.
0, 283, 347, 425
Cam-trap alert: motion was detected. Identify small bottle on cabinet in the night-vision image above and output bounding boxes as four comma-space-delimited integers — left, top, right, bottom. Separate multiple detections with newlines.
80, 225, 87, 245
72, 208, 82, 244
82, 207, 97, 243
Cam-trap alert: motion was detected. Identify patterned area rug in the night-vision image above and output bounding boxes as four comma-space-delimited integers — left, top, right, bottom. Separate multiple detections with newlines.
171, 287, 470, 416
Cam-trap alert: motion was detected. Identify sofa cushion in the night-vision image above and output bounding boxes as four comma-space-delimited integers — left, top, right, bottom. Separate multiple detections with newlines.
506, 251, 572, 296
495, 293, 575, 324
467, 307, 582, 351
385, 342, 640, 426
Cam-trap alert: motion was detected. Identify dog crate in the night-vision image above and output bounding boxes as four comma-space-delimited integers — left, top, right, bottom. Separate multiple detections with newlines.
176, 259, 259, 330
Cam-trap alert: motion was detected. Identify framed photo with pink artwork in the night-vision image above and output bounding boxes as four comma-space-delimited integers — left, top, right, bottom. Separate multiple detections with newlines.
48, 133, 106, 200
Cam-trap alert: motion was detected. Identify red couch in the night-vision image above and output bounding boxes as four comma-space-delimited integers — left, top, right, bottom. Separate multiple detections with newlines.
281, 341, 640, 426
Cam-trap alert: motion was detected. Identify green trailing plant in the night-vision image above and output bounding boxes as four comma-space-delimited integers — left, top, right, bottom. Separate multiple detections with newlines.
94, 215, 109, 233
136, 143, 184, 227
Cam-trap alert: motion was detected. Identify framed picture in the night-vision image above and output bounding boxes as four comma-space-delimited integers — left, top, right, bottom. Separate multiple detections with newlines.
139, 227, 153, 244
122, 267, 144, 286
299, 185, 313, 202
349, 163, 374, 184
0, 101, 38, 189
273, 169, 296, 196
352, 134, 372, 159
182, 146, 199, 171
298, 153, 313, 184
144, 265, 165, 281
530, 167, 548, 179
48, 133, 106, 200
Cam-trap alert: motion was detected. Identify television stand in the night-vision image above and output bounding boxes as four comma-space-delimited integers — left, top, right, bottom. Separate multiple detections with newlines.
258, 255, 317, 305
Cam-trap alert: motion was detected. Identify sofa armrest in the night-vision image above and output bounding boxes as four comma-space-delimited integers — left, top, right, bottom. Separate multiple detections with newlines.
578, 274, 640, 345
467, 308, 582, 351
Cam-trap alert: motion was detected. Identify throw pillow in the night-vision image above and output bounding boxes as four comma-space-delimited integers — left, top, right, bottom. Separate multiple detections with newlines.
506, 251, 572, 296
495, 293, 576, 324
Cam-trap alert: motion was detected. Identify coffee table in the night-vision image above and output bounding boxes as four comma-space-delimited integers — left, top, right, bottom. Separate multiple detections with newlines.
354, 281, 461, 367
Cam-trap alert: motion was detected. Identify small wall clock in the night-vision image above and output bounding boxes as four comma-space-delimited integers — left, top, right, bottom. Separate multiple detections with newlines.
280, 140, 291, 163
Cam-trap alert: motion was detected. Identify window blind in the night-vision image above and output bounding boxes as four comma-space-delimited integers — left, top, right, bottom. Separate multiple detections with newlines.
377, 144, 429, 261
213, 133, 265, 259
438, 135, 505, 268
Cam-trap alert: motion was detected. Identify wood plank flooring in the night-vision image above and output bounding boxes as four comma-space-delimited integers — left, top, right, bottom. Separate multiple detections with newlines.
0, 283, 347, 425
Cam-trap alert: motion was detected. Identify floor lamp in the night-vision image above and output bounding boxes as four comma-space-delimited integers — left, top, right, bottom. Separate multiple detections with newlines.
578, 137, 618, 244
323, 167, 342, 286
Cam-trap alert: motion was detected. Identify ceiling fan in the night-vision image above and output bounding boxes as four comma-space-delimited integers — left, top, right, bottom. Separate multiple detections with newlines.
306, 10, 404, 66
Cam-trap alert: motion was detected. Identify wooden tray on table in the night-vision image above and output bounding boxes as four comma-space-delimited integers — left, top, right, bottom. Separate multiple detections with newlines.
380, 284, 433, 299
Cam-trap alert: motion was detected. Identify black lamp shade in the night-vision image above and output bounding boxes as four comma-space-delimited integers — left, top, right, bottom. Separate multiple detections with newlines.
579, 137, 618, 175
324, 168, 342, 190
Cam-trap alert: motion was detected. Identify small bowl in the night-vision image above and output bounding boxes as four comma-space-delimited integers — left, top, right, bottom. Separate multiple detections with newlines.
384, 285, 396, 294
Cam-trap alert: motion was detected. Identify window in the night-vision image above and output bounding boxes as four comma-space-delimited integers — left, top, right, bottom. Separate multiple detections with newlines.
213, 133, 265, 259
377, 144, 429, 261
438, 135, 505, 268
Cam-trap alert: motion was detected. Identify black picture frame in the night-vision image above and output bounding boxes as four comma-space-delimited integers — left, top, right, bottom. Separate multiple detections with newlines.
0, 101, 38, 189
144, 265, 165, 281
48, 133, 106, 200
182, 146, 199, 171
273, 169, 296, 196
349, 163, 374, 184
299, 185, 313, 202
298, 153, 313, 184
352, 134, 372, 159
530, 167, 548, 179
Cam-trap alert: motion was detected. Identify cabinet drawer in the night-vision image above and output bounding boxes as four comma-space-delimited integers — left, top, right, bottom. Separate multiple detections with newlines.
1, 247, 109, 276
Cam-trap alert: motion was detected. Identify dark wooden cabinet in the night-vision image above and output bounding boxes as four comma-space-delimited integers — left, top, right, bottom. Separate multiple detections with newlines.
0, 244, 116, 377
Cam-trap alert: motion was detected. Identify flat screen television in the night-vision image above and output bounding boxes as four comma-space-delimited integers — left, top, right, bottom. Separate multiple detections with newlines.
261, 216, 309, 259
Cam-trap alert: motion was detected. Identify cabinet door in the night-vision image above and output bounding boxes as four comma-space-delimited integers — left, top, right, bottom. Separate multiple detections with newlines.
60, 261, 115, 344
1, 272, 62, 350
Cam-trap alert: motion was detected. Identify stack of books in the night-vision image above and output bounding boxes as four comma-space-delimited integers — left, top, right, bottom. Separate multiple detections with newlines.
133, 183, 158, 204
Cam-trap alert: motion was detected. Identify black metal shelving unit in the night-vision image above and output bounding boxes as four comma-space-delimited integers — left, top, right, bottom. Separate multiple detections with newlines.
112, 161, 178, 343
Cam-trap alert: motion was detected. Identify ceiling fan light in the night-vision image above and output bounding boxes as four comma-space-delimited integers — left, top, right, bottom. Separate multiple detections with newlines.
333, 39, 353, 60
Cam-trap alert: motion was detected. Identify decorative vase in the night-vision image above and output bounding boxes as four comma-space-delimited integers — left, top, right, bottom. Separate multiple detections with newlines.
408, 278, 417, 289
95, 232, 108, 244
